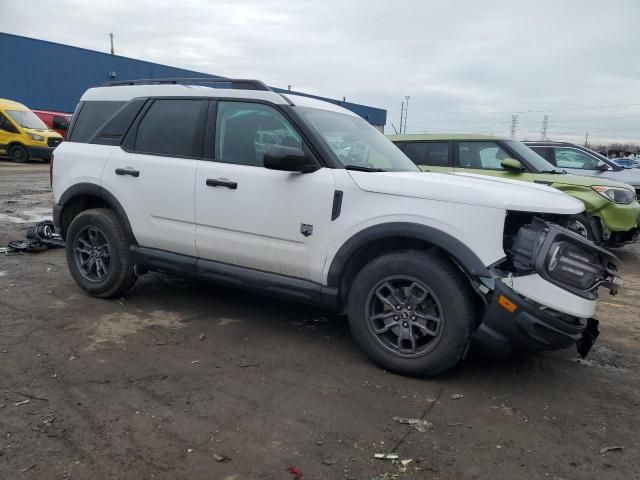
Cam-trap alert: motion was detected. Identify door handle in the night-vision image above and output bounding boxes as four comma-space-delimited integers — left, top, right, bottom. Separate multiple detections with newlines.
115, 168, 140, 177
206, 178, 237, 189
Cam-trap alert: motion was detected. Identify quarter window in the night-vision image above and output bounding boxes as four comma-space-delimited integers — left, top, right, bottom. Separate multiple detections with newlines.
553, 147, 600, 170
215, 102, 302, 167
134, 99, 205, 157
457, 141, 512, 170
69, 101, 125, 143
403, 142, 450, 167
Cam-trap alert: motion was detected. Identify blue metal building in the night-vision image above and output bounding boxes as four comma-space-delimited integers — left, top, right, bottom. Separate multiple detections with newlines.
0, 33, 386, 127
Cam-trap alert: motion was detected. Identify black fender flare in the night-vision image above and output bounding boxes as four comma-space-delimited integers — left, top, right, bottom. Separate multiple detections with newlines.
57, 182, 137, 243
326, 222, 492, 287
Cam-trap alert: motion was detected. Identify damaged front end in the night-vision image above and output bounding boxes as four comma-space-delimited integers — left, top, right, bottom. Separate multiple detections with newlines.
474, 214, 622, 358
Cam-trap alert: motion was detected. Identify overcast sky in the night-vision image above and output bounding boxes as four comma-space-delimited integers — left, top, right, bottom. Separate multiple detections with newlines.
2, 0, 639, 144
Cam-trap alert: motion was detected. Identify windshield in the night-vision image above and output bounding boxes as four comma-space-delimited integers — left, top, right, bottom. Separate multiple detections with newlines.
297, 107, 418, 172
504, 140, 558, 172
6, 109, 48, 130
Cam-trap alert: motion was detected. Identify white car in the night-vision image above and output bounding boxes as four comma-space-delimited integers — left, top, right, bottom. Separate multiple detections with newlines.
51, 78, 621, 376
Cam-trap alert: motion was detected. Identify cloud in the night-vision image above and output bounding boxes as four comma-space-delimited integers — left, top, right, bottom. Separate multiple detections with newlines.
2, 0, 639, 143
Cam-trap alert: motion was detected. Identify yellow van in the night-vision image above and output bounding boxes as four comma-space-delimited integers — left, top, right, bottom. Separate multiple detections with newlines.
0, 98, 63, 162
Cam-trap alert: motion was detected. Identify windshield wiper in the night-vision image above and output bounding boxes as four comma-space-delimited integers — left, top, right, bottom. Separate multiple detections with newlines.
344, 164, 385, 172
539, 169, 566, 174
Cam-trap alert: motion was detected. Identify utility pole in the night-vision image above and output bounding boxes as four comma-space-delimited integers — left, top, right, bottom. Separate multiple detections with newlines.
109, 33, 114, 55
510, 114, 518, 138
399, 101, 405, 134
403, 96, 410, 134
585, 132, 589, 147
540, 115, 549, 141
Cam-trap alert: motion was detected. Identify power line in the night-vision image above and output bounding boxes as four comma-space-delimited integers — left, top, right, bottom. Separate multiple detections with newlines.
421, 102, 640, 115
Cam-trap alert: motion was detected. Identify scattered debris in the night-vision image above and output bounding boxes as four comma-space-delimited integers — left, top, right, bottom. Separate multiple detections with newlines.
14, 399, 30, 407
401, 459, 412, 467
16, 391, 48, 402
450, 393, 464, 400
600, 446, 624, 455
392, 416, 433, 432
287, 466, 303, 479
238, 363, 259, 368
42, 414, 56, 426
68, 356, 77, 361
374, 453, 399, 460
199, 333, 205, 341
114, 298, 124, 306
3, 221, 64, 254
322, 459, 336, 465
213, 453, 231, 463
21, 464, 37, 474
187, 448, 194, 453
191, 360, 200, 364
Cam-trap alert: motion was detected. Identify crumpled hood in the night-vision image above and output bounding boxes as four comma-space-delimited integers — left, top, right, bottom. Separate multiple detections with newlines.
348, 170, 584, 214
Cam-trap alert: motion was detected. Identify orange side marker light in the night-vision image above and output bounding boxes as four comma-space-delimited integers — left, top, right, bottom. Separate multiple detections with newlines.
498, 295, 517, 313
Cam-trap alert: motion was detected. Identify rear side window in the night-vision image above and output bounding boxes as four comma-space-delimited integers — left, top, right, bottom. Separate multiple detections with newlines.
134, 99, 206, 157
403, 142, 450, 167
529, 146, 553, 162
69, 101, 125, 143
457, 141, 511, 170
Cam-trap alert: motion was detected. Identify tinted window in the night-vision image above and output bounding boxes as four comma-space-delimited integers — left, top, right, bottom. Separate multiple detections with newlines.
529, 146, 552, 161
0, 113, 18, 133
215, 102, 302, 166
403, 142, 450, 167
553, 147, 600, 170
457, 141, 512, 170
69, 101, 125, 143
135, 99, 205, 157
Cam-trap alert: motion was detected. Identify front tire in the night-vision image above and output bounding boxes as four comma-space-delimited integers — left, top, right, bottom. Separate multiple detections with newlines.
347, 250, 476, 377
8, 144, 29, 163
565, 213, 599, 243
65, 208, 136, 298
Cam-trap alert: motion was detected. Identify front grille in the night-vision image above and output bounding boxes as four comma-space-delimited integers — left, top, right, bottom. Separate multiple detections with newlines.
48, 138, 62, 148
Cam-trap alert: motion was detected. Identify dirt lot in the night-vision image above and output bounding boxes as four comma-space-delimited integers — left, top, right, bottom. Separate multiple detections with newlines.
1, 161, 639, 480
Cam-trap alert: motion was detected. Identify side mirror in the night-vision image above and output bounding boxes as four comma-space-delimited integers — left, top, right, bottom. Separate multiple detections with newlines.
501, 157, 525, 171
264, 145, 318, 173
53, 117, 69, 130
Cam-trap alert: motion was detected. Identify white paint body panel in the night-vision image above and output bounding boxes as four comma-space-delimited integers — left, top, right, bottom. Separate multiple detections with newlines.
506, 274, 597, 318
195, 163, 335, 279
101, 149, 198, 256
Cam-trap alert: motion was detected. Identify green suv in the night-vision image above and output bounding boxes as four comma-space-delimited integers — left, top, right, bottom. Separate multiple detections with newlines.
389, 134, 640, 246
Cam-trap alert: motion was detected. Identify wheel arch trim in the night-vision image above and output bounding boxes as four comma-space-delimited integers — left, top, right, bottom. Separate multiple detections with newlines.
57, 182, 137, 243
326, 222, 491, 288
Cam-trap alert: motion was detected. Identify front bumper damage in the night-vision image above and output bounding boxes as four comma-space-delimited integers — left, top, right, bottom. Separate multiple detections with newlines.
474, 218, 621, 358
474, 281, 600, 357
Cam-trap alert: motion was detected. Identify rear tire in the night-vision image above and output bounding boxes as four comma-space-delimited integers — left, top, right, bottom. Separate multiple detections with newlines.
8, 144, 29, 163
65, 208, 136, 298
347, 250, 476, 377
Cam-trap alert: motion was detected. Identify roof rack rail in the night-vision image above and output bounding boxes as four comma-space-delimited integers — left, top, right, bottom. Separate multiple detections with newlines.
104, 77, 272, 91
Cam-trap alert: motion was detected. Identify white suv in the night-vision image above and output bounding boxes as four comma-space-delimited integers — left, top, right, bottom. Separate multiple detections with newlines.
51, 78, 621, 376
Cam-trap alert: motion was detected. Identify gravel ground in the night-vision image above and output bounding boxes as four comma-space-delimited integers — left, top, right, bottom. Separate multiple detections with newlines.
1, 160, 639, 480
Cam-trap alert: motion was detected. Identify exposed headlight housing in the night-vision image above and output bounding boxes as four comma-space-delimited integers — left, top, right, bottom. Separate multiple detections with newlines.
509, 218, 621, 299
27, 133, 45, 142
592, 185, 635, 204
